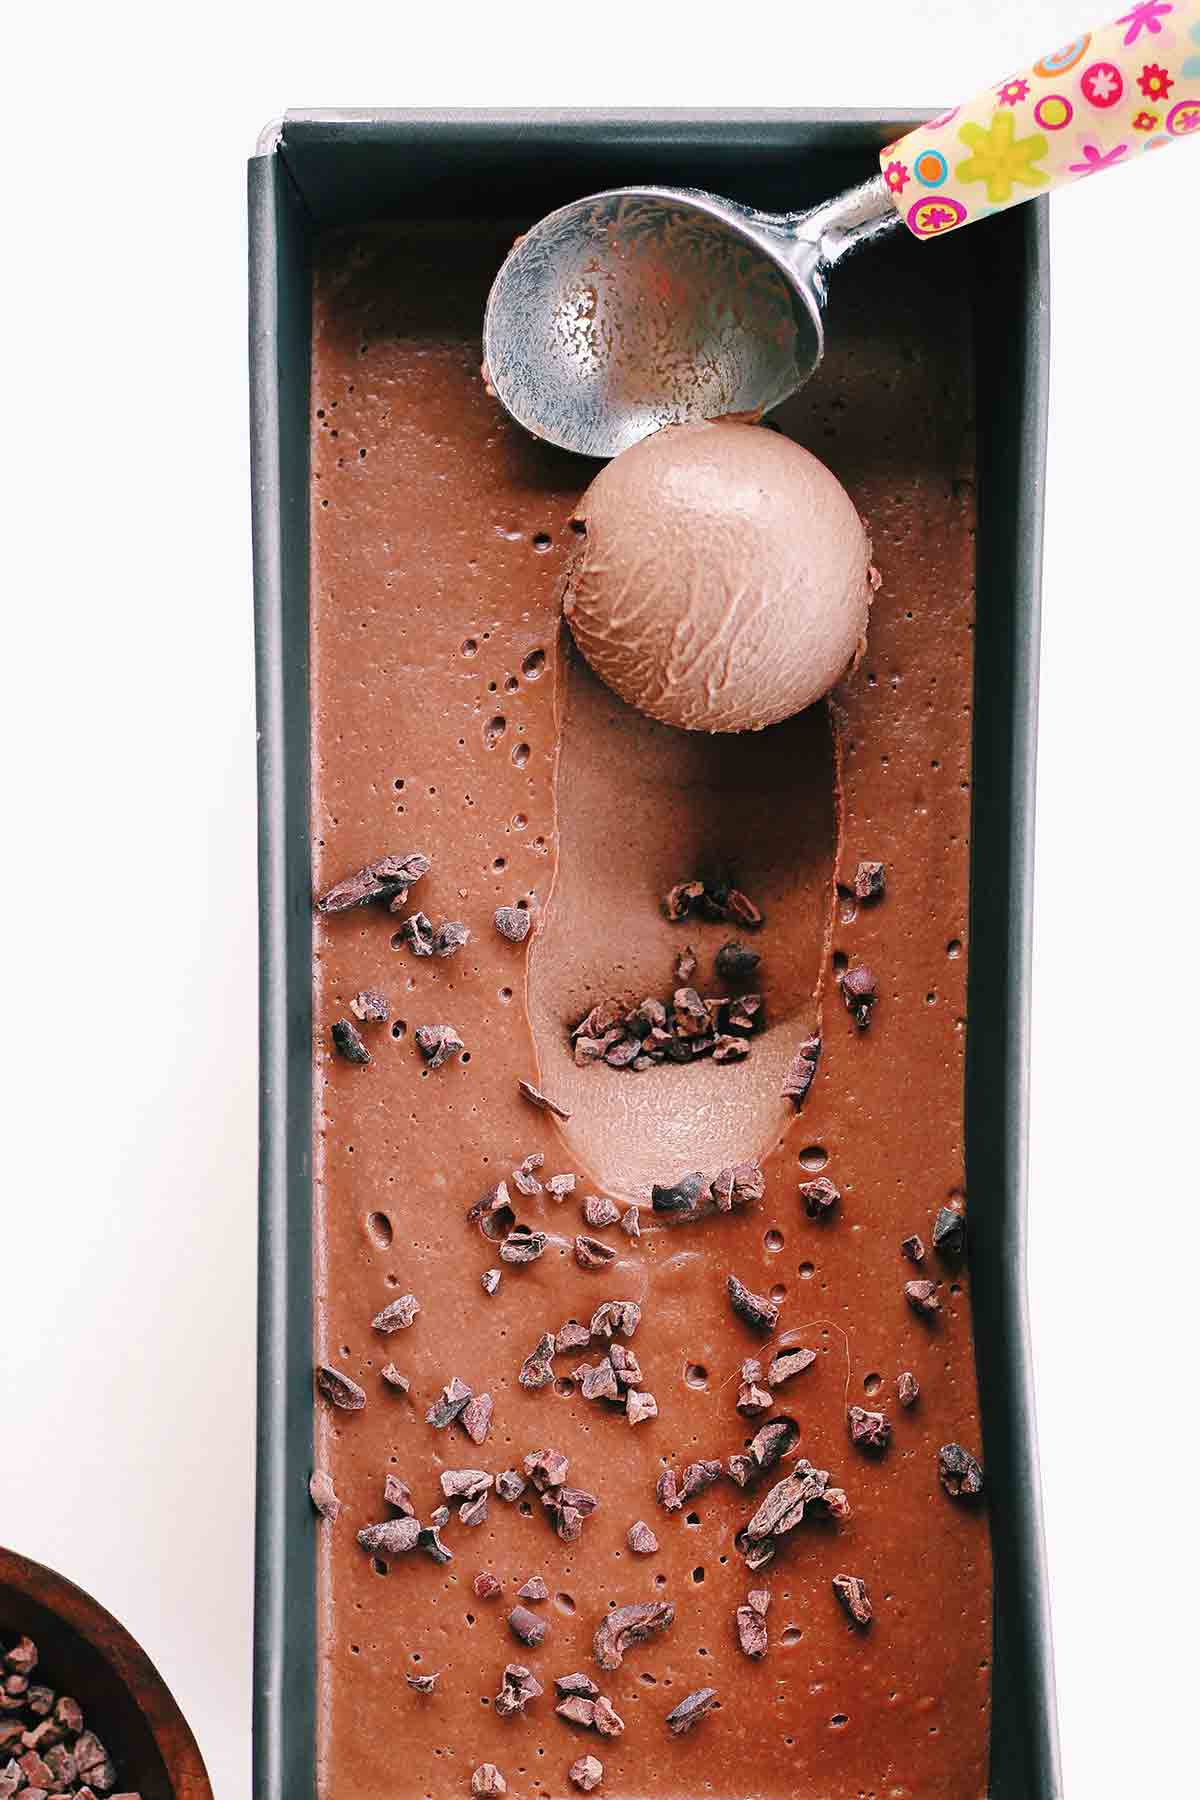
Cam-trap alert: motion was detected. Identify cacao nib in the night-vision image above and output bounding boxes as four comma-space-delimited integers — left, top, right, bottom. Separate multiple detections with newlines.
481, 1268, 501, 1296
316, 1365, 366, 1411
317, 851, 430, 914
781, 1035, 821, 1106
712, 1033, 750, 1062
938, 1442, 984, 1498
620, 1205, 641, 1238
545, 1173, 576, 1201
710, 1161, 764, 1211
593, 1601, 674, 1671
847, 1406, 891, 1452
608, 1344, 642, 1387
508, 1606, 547, 1648
726, 992, 764, 1036
399, 910, 435, 956
897, 1370, 920, 1408
384, 1474, 414, 1514
656, 1469, 681, 1511
820, 1486, 852, 1521
516, 1575, 548, 1602
500, 1228, 548, 1265
726, 888, 763, 928
932, 1205, 966, 1258
308, 1468, 341, 1522
665, 1686, 718, 1734
372, 1293, 420, 1331
418, 1522, 454, 1564
590, 1300, 641, 1340
626, 1520, 659, 1554
414, 1022, 464, 1068
663, 880, 705, 920
461, 1393, 494, 1444
569, 1752, 604, 1790
626, 1390, 658, 1425
357, 1517, 421, 1556
593, 1695, 625, 1737
555, 1673, 600, 1699
735, 1595, 769, 1658
651, 1171, 706, 1218
381, 1363, 410, 1392
468, 1180, 515, 1241
679, 1460, 723, 1500
433, 919, 469, 957
524, 1448, 569, 1491
519, 1333, 557, 1390
832, 1573, 872, 1626
750, 1417, 799, 1471
737, 1382, 772, 1417
673, 987, 709, 1036
473, 1571, 502, 1599
331, 1018, 370, 1064
406, 1671, 439, 1692
495, 1470, 527, 1502
512, 1153, 544, 1197
900, 1233, 926, 1264
575, 1235, 616, 1269
715, 940, 760, 983
471, 1762, 507, 1795
583, 1196, 620, 1229
493, 1664, 543, 1719
674, 944, 697, 982
727, 1274, 779, 1333
426, 1376, 473, 1427
839, 964, 877, 1029
576, 1359, 619, 1402
557, 1696, 597, 1728
799, 1175, 839, 1218
494, 904, 531, 943
767, 1347, 816, 1387
518, 1078, 572, 1120
904, 1279, 942, 1317
350, 987, 389, 1023
557, 1319, 592, 1353
852, 860, 886, 900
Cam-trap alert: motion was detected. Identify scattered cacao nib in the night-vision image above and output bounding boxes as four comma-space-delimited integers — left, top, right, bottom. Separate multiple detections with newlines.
626, 1391, 658, 1425
461, 1393, 494, 1445
455, 1490, 490, 1526
308, 1469, 341, 1522
415, 1023, 464, 1068
656, 1469, 681, 1512
852, 860, 886, 901
679, 1460, 724, 1500
938, 1442, 984, 1499
847, 1406, 891, 1452
512, 1153, 545, 1197
751, 1417, 800, 1471
574, 1036, 607, 1067
473, 1571, 502, 1599
712, 1033, 751, 1063
331, 1018, 370, 1064
901, 1233, 926, 1264
820, 1486, 852, 1521
3, 1641, 36, 1676
651, 1171, 706, 1218
576, 1359, 620, 1403
407, 1671, 439, 1693
545, 1484, 599, 1544
572, 999, 625, 1041
430, 1505, 451, 1529
472, 1761, 507, 1796
569, 1752, 604, 1791
832, 1573, 872, 1626
518, 1078, 572, 1120
418, 1522, 454, 1564
768, 1346, 817, 1387
800, 1175, 840, 1219
545, 1173, 576, 1201
372, 1293, 420, 1332
726, 992, 764, 1036
583, 1196, 620, 1229
381, 1363, 410, 1392
575, 1235, 616, 1269
555, 1672, 601, 1699
626, 1520, 659, 1554
674, 944, 697, 982
672, 987, 709, 1036
665, 1687, 718, 1735
469, 1180, 516, 1241
316, 1364, 366, 1411
519, 1333, 557, 1390
932, 1205, 966, 1258
481, 1268, 501, 1296
494, 1663, 543, 1718
509, 1606, 548, 1648
715, 940, 760, 983
399, 910, 435, 956
741, 1358, 763, 1382
904, 1278, 942, 1317
603, 1037, 641, 1069
741, 1537, 777, 1571
524, 1448, 570, 1491
384, 1474, 415, 1515
741, 1460, 831, 1546
727, 1273, 779, 1333
781, 1035, 821, 1106
593, 1601, 675, 1671
712, 1162, 765, 1214
495, 1470, 527, 1502
515, 1574, 548, 1603
556, 1318, 592, 1353
737, 1382, 772, 1417
426, 1376, 474, 1428
607, 1344, 642, 1387
619, 1205, 641, 1239
663, 880, 706, 920
897, 1370, 920, 1409
726, 887, 763, 928
357, 1517, 421, 1556
433, 919, 470, 958
350, 987, 389, 1023
590, 1300, 641, 1340
735, 1593, 770, 1659
593, 1695, 624, 1737
317, 851, 430, 914
839, 963, 878, 1029
500, 1228, 548, 1265
557, 1696, 598, 1728
493, 904, 532, 944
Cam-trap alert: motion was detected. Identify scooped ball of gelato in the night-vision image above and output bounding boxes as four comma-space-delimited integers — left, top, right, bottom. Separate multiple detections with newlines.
562, 419, 876, 733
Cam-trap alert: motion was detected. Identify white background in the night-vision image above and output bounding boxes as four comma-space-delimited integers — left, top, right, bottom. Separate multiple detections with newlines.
1, 1, 1195, 1794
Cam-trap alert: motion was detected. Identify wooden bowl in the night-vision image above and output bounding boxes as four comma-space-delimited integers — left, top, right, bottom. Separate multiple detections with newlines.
0, 1546, 212, 1799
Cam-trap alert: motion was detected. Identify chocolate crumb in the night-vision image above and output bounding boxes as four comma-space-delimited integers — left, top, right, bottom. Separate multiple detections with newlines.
407, 1671, 439, 1693
545, 1173, 576, 1201
715, 941, 761, 983
433, 919, 470, 958
575, 1235, 616, 1269
897, 1370, 920, 1408
583, 1196, 620, 1229
473, 1571, 502, 1599
665, 1687, 718, 1734
938, 1442, 984, 1498
767, 1347, 817, 1387
414, 1022, 464, 1068
317, 851, 430, 914
316, 1365, 366, 1411
626, 1520, 659, 1555
727, 1273, 780, 1333
651, 1171, 706, 1218
308, 1469, 341, 1522
626, 1390, 658, 1425
426, 1376, 474, 1427
519, 1333, 557, 1390
832, 1573, 872, 1626
461, 1392, 494, 1445
331, 1018, 370, 1064
620, 1205, 641, 1239
799, 1175, 840, 1219
569, 1753, 604, 1791
847, 1405, 891, 1452
555, 1672, 600, 1699
839, 964, 878, 1029
901, 1233, 926, 1264
471, 1762, 507, 1795
781, 1035, 821, 1106
399, 911, 435, 957
372, 1293, 420, 1332
674, 945, 697, 983
350, 987, 389, 1023
501, 1228, 548, 1265
356, 1516, 421, 1556
495, 1470, 527, 1502
508, 1605, 548, 1648
932, 1204, 966, 1258
481, 1269, 501, 1296
381, 1364, 410, 1392
852, 860, 886, 901
593, 1600, 675, 1671
518, 1078, 572, 1120
904, 1279, 942, 1317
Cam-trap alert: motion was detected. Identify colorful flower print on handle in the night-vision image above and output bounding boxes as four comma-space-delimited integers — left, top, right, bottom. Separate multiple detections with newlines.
881, 0, 1200, 238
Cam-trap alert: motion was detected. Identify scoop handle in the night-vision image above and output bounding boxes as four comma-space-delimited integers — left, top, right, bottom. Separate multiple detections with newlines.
881, 1, 1200, 238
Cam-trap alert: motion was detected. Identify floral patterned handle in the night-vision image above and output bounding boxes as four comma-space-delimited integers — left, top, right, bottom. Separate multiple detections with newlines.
882, 0, 1200, 238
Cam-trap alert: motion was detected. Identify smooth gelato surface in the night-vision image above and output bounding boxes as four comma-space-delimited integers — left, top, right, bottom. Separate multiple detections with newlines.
562, 421, 874, 733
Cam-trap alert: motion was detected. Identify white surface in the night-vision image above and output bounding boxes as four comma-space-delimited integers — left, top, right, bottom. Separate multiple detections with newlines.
2, 2, 1195, 1795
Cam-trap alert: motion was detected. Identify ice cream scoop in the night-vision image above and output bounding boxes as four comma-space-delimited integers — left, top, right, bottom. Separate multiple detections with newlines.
485, 2, 1200, 458
562, 420, 874, 733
